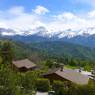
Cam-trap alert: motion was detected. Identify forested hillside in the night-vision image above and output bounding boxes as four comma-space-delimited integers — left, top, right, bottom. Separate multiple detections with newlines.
1, 40, 95, 60
29, 41, 95, 60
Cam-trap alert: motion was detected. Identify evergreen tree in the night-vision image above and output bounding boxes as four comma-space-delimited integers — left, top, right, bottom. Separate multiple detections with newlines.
0, 41, 14, 64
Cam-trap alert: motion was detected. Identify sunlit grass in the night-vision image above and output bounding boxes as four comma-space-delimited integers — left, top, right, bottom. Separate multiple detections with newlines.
65, 65, 78, 69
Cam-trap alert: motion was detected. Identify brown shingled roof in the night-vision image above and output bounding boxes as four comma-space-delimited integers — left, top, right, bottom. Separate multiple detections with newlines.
13, 59, 36, 69
43, 68, 90, 85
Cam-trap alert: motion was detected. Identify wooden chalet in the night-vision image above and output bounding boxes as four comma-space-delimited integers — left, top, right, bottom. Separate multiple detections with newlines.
12, 59, 37, 72
42, 67, 90, 85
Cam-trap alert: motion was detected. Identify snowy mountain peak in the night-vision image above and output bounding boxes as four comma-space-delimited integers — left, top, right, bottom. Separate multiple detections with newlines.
0, 27, 95, 38
34, 27, 95, 38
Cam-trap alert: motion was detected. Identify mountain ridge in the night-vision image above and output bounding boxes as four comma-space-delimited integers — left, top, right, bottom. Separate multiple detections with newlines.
0, 27, 95, 48
0, 27, 95, 37
10, 41, 95, 60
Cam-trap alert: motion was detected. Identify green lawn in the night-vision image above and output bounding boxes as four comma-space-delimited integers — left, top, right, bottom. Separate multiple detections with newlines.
65, 65, 78, 69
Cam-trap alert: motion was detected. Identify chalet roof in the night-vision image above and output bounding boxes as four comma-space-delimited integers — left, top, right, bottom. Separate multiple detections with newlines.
43, 68, 90, 85
13, 59, 36, 69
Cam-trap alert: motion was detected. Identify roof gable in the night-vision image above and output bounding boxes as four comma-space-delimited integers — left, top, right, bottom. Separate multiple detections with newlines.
55, 68, 89, 85
43, 68, 90, 85
13, 59, 36, 69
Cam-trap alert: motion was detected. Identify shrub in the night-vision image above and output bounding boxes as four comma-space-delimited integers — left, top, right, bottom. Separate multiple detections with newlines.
52, 81, 67, 95
78, 85, 95, 95
36, 78, 50, 92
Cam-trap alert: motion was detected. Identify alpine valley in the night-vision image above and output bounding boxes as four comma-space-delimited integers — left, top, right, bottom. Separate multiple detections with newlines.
0, 27, 95, 60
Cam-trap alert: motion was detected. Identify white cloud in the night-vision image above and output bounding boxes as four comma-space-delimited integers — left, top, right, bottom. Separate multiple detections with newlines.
0, 6, 95, 35
57, 12, 77, 20
7, 6, 25, 16
2, 32, 15, 36
32, 5, 49, 15
88, 10, 95, 18
0, 22, 8, 28
46, 12, 88, 32
0, 6, 47, 31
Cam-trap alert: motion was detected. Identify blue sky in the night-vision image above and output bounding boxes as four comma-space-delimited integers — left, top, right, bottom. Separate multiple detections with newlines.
0, 0, 95, 35
0, 0, 94, 14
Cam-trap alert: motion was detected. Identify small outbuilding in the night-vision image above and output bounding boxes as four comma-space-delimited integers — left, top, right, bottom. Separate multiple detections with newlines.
12, 59, 37, 72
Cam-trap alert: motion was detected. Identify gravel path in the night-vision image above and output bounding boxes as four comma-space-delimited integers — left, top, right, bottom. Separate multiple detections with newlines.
36, 92, 48, 95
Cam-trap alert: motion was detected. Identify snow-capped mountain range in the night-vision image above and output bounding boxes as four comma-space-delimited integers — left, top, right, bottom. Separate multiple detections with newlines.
0, 26, 95, 38
0, 27, 95, 48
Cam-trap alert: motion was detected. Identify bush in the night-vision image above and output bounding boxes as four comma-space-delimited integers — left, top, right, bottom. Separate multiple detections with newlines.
67, 83, 80, 95
52, 81, 67, 95
78, 85, 95, 95
0, 56, 3, 64
52, 81, 64, 90
0, 86, 15, 95
36, 78, 50, 92
52, 81, 81, 95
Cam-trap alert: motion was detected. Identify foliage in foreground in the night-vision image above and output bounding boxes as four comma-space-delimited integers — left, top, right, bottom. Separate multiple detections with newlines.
36, 78, 50, 92
0, 40, 95, 95
0, 64, 37, 95
52, 80, 95, 95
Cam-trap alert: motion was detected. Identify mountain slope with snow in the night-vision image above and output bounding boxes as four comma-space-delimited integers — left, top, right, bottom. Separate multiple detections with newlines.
1, 26, 95, 37
0, 27, 95, 48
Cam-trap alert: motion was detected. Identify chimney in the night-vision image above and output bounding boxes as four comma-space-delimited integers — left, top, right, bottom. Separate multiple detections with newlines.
79, 69, 81, 73
79, 67, 83, 73
91, 70, 94, 75
91, 68, 95, 75
60, 64, 64, 71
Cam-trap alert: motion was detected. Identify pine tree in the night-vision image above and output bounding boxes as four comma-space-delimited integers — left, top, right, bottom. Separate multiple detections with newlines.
1, 41, 14, 64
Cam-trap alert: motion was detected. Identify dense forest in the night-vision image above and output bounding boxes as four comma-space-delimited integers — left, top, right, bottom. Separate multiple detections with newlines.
0, 40, 95, 95
0, 40, 94, 71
